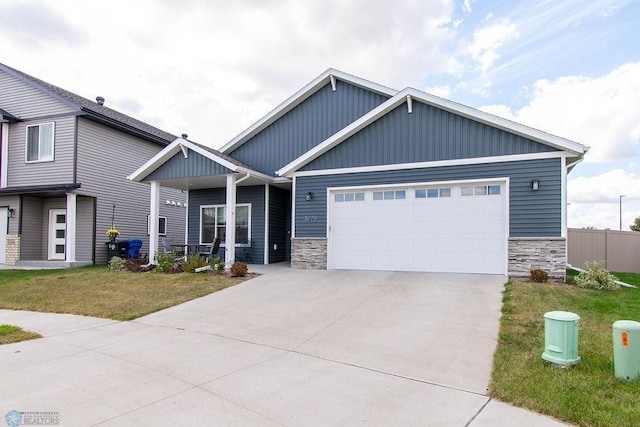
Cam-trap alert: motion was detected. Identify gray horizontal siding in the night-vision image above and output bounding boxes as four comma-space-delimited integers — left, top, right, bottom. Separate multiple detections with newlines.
144, 150, 232, 181
188, 185, 265, 263
0, 69, 76, 118
76, 118, 186, 263
19, 196, 43, 260
229, 80, 389, 175
302, 101, 558, 171
7, 116, 75, 187
76, 196, 95, 262
296, 157, 561, 238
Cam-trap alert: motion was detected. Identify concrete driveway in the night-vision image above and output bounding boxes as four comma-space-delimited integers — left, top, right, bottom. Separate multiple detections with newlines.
0, 265, 565, 426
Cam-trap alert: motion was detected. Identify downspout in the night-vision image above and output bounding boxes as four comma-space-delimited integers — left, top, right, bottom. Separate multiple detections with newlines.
235, 172, 251, 185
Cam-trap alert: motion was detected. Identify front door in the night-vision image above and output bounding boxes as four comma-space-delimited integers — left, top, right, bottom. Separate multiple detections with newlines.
48, 209, 66, 260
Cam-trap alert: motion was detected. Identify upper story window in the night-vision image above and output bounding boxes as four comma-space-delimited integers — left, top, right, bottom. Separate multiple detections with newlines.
26, 122, 55, 163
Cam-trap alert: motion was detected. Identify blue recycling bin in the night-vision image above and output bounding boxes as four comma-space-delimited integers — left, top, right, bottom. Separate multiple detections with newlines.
125, 239, 143, 259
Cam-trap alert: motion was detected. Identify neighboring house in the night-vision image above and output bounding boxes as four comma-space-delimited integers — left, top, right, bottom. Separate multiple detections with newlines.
0, 63, 185, 267
130, 69, 587, 279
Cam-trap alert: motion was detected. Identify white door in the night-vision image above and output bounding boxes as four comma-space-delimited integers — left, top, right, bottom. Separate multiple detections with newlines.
48, 209, 66, 260
0, 207, 7, 264
328, 181, 507, 274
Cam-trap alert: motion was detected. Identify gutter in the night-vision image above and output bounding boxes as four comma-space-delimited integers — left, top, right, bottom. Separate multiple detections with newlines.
567, 264, 637, 289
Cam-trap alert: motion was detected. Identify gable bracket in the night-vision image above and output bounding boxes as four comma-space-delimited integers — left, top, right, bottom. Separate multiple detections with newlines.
180, 144, 189, 158
406, 95, 413, 114
330, 75, 337, 92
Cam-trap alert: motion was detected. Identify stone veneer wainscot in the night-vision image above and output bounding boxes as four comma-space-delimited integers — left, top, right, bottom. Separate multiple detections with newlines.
508, 237, 566, 281
291, 237, 327, 269
5, 235, 20, 266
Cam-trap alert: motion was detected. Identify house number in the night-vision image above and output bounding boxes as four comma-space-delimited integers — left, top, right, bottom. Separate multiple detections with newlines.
304, 215, 318, 222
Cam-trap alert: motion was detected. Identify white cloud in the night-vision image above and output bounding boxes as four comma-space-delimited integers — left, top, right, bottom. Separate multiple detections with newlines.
567, 169, 640, 229
424, 85, 451, 98
467, 18, 519, 73
0, 0, 461, 147
478, 62, 640, 163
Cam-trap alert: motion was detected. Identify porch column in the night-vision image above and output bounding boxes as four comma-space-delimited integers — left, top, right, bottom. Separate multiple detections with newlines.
65, 192, 77, 263
149, 181, 160, 263
225, 174, 236, 267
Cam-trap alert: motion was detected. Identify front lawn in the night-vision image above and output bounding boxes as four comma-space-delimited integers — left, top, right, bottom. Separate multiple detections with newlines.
0, 265, 249, 321
0, 324, 41, 344
491, 278, 640, 426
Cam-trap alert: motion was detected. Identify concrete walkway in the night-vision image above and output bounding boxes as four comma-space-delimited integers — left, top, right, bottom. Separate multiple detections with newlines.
0, 265, 567, 426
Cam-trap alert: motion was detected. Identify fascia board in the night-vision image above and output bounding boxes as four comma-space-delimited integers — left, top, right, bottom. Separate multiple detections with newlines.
220, 68, 398, 154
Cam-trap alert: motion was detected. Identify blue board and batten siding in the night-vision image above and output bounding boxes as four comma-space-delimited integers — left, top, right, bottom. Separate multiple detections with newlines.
296, 158, 562, 238
302, 102, 558, 171
145, 150, 232, 181
188, 186, 265, 263
229, 80, 389, 176
268, 186, 291, 263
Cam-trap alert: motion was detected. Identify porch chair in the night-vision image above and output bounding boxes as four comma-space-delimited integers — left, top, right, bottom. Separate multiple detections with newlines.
161, 236, 184, 257
201, 236, 221, 263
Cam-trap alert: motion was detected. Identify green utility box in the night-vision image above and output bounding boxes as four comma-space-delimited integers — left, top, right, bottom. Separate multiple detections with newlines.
612, 320, 640, 381
542, 311, 581, 366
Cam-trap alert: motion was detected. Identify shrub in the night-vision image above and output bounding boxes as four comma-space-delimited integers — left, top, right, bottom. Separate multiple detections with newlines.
109, 256, 125, 271
574, 261, 620, 291
124, 258, 144, 272
530, 269, 549, 283
184, 253, 207, 273
155, 252, 178, 274
165, 264, 185, 274
230, 261, 248, 277
212, 256, 225, 274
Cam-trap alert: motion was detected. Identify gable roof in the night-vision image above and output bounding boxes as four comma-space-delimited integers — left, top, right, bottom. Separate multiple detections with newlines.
0, 63, 176, 145
128, 137, 273, 183
219, 68, 398, 154
276, 87, 588, 176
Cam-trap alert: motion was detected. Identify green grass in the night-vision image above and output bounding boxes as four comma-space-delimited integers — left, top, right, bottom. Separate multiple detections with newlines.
491, 279, 640, 426
0, 324, 42, 344
0, 265, 250, 321
613, 272, 640, 287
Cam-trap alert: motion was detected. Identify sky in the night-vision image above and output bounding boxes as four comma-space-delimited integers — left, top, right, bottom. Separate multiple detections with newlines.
1, 0, 638, 230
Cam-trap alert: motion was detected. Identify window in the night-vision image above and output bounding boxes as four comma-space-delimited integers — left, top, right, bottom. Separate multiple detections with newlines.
334, 192, 365, 203
461, 185, 501, 196
373, 190, 406, 200
147, 215, 167, 236
415, 187, 451, 199
200, 204, 251, 246
26, 123, 54, 162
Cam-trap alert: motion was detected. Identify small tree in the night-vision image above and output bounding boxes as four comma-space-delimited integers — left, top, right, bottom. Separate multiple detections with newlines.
631, 216, 640, 232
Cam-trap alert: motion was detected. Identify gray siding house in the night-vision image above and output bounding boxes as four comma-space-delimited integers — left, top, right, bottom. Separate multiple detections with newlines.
0, 63, 185, 266
130, 69, 586, 279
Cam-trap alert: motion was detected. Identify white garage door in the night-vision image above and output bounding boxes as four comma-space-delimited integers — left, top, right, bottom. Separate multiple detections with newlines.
328, 181, 507, 274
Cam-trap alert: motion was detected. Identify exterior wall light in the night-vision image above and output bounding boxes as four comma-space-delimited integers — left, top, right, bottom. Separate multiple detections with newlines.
7, 208, 14, 218
306, 192, 313, 201
532, 179, 540, 191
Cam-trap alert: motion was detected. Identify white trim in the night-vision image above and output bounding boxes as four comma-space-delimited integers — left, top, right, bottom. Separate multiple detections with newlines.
561, 156, 567, 238
149, 181, 160, 263
1, 123, 8, 188
327, 177, 510, 193
184, 189, 189, 246
65, 193, 76, 263
292, 151, 567, 177
406, 95, 412, 113
504, 177, 511, 275
220, 69, 397, 154
277, 87, 586, 176
25, 122, 55, 163
330, 75, 336, 91
264, 184, 269, 264
291, 176, 296, 238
